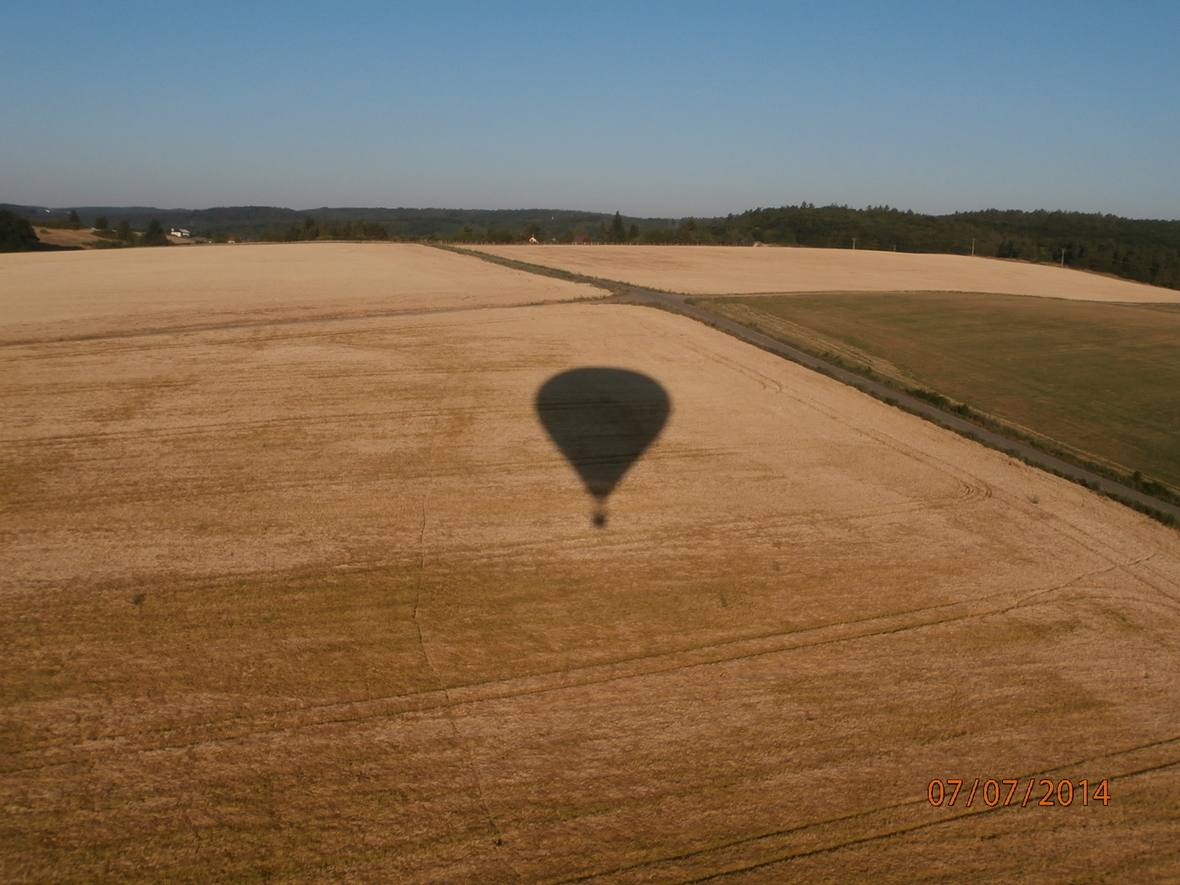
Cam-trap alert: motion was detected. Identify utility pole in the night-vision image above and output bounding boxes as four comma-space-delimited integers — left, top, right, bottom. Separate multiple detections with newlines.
1060, 248, 1066, 267
852, 237, 857, 250
971, 238, 975, 257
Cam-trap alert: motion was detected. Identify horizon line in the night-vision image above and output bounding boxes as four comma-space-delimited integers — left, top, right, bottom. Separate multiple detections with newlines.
4, 200, 1179, 224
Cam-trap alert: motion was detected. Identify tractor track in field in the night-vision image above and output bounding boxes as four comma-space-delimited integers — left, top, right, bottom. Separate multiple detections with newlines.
1, 550, 1161, 775
555, 734, 1180, 883
0, 296, 608, 349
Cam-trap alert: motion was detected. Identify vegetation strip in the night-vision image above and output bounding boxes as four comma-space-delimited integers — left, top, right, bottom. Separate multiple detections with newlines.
702, 294, 1180, 494
443, 245, 1179, 526
7, 204, 1178, 292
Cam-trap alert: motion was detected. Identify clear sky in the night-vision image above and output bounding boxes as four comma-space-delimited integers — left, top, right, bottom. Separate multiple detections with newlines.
3, 1, 1177, 218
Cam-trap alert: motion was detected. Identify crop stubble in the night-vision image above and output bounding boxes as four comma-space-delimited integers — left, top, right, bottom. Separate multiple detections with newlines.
1, 244, 1178, 881
472, 243, 1180, 302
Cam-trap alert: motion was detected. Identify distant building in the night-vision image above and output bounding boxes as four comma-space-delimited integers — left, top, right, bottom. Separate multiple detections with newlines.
170, 228, 192, 238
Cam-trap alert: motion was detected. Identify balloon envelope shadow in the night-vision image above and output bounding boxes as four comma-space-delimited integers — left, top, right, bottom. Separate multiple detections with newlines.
535, 368, 671, 527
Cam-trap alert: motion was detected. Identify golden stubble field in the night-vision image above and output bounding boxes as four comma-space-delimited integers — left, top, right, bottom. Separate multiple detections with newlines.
2, 244, 1179, 881
472, 244, 1180, 302
0, 242, 602, 343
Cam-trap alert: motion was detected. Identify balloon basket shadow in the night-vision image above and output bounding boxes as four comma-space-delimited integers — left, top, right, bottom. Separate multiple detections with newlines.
592, 505, 608, 528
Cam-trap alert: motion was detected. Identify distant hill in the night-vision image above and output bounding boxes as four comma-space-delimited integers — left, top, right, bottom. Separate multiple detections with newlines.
3, 201, 1177, 289
0, 204, 668, 243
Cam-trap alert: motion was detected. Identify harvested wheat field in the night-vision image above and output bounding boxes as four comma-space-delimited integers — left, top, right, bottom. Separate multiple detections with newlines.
31, 228, 110, 250
0, 242, 602, 344
2, 244, 1179, 882
472, 244, 1180, 302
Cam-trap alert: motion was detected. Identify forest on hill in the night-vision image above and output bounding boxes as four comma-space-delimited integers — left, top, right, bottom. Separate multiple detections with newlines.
704, 206, 1180, 289
4, 202, 1177, 289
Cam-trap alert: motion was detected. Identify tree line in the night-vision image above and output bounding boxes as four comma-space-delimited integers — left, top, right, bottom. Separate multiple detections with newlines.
0, 209, 40, 251
441, 206, 1180, 290
0, 208, 174, 251
5, 202, 1178, 288
270, 216, 392, 242
682, 205, 1180, 289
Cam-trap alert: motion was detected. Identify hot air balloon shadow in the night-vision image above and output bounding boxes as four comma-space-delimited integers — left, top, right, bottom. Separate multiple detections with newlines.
535, 368, 671, 527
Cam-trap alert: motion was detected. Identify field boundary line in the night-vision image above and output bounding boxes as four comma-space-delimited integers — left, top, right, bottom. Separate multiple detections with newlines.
0, 296, 609, 348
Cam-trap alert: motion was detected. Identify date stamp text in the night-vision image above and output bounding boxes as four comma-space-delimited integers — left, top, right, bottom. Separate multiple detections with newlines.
927, 777, 1110, 808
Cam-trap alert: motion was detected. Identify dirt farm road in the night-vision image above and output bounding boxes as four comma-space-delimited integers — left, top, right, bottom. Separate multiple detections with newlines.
453, 246, 1180, 526
621, 288, 1180, 523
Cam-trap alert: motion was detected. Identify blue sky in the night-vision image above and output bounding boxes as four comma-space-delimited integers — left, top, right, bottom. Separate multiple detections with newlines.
3, 1, 1177, 217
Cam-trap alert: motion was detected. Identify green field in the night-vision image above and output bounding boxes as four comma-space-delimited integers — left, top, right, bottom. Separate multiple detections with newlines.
700, 293, 1180, 491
